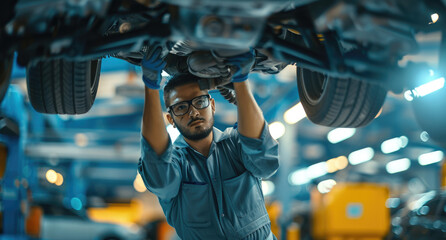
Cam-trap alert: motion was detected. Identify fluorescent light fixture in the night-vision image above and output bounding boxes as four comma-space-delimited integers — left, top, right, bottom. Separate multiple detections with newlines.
74, 133, 89, 147
431, 13, 439, 24
46, 169, 58, 184
386, 158, 411, 174
289, 169, 310, 185
317, 179, 337, 194
386, 198, 401, 208
284, 102, 306, 124
381, 136, 408, 154
429, 69, 435, 76
381, 138, 400, 154
405, 77, 445, 100
348, 147, 375, 165
420, 131, 429, 142
326, 159, 337, 173
289, 162, 329, 186
414, 77, 445, 97
327, 156, 349, 173
307, 162, 328, 179
167, 124, 180, 142
327, 128, 356, 144
55, 173, 64, 186
409, 191, 436, 210
404, 90, 414, 101
262, 181, 275, 196
269, 121, 286, 140
400, 136, 409, 148
335, 156, 349, 170
418, 150, 444, 166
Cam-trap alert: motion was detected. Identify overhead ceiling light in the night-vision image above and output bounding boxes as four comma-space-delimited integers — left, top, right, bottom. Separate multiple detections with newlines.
348, 147, 374, 165
431, 13, 439, 24
409, 190, 436, 210
46, 169, 58, 184
386, 158, 411, 174
327, 128, 356, 144
307, 162, 328, 179
400, 136, 409, 148
289, 169, 310, 185
327, 156, 348, 173
317, 179, 337, 194
55, 173, 64, 186
284, 102, 306, 124
418, 150, 444, 166
326, 159, 338, 173
429, 69, 435, 76
289, 162, 329, 186
74, 133, 89, 147
405, 77, 445, 101
269, 121, 286, 140
381, 136, 408, 154
420, 131, 429, 142
262, 181, 275, 196
381, 138, 400, 154
386, 198, 401, 209
335, 156, 349, 170
404, 90, 414, 101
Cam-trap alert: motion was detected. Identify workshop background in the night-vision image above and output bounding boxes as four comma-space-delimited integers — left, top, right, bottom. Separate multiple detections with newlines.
1, 34, 446, 240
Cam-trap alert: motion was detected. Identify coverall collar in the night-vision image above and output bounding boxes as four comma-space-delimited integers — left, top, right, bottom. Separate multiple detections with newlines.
174, 127, 229, 149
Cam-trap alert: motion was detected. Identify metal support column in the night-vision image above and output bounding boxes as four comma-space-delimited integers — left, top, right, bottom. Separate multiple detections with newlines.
0, 85, 28, 237
277, 122, 298, 240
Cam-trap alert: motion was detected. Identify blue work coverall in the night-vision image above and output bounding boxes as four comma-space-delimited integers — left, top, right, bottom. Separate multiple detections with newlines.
139, 122, 279, 239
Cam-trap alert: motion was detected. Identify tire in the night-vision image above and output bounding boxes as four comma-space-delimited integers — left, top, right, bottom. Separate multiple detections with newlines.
26, 59, 101, 114
0, 55, 13, 104
296, 67, 387, 127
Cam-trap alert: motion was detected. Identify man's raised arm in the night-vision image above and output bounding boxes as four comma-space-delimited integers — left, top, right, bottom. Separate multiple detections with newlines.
142, 88, 169, 155
227, 49, 264, 139
140, 46, 169, 155
138, 46, 182, 201
227, 49, 279, 179
234, 81, 265, 139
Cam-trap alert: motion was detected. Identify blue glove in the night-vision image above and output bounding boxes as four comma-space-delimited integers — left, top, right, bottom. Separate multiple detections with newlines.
225, 48, 255, 82
141, 45, 167, 89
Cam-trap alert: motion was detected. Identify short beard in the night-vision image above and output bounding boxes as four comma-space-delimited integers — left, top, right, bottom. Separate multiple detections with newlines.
173, 116, 214, 141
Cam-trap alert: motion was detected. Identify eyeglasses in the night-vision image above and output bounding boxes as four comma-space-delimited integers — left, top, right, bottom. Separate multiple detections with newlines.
168, 94, 211, 116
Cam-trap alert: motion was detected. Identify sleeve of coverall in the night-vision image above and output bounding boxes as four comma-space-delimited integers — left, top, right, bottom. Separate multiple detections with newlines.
138, 135, 182, 201
238, 121, 279, 179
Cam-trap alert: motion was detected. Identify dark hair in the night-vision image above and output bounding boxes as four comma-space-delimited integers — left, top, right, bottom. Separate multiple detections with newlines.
163, 72, 207, 107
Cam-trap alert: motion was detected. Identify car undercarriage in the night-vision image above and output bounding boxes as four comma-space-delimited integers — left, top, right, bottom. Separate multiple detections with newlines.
0, 0, 445, 135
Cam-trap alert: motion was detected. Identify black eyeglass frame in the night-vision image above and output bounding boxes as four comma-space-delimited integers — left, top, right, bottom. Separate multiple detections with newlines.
168, 94, 211, 116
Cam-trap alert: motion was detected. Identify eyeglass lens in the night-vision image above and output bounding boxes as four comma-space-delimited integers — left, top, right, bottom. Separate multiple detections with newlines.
172, 95, 209, 116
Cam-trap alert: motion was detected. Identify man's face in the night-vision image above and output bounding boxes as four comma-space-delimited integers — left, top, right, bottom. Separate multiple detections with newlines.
166, 83, 215, 141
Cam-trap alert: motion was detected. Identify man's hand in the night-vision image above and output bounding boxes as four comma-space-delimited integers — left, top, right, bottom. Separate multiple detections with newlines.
225, 49, 255, 82
141, 45, 167, 90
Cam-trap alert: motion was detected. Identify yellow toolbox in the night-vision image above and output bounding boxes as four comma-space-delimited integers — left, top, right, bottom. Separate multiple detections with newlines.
311, 183, 390, 240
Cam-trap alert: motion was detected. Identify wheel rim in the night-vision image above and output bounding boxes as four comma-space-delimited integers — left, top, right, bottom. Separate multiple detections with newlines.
301, 69, 327, 105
